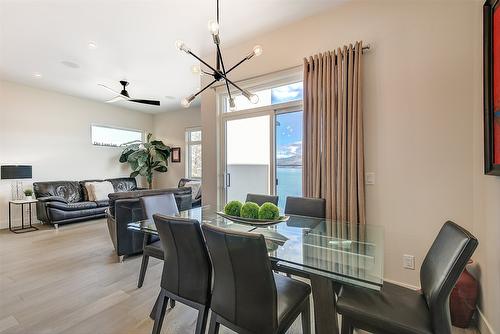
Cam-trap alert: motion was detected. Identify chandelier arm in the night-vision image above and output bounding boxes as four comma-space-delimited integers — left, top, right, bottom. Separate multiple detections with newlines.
186, 50, 246, 95
216, 45, 232, 99
225, 56, 250, 75
192, 79, 218, 99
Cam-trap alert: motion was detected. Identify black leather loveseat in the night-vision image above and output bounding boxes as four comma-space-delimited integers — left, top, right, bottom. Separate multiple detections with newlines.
106, 187, 192, 259
34, 177, 142, 227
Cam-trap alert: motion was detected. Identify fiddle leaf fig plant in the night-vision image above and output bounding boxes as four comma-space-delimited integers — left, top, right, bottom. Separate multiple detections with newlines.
119, 133, 171, 189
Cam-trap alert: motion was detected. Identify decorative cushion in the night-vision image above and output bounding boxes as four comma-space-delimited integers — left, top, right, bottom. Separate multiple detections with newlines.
185, 180, 202, 200
87, 181, 115, 201
84, 183, 96, 201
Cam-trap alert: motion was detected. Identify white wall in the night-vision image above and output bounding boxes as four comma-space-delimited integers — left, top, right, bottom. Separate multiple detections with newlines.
0, 80, 153, 228
201, 0, 482, 311
153, 107, 201, 188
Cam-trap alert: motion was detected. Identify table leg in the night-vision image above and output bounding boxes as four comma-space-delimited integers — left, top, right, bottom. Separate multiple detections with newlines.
8, 202, 11, 232
310, 275, 339, 334
29, 203, 32, 227
21, 203, 24, 229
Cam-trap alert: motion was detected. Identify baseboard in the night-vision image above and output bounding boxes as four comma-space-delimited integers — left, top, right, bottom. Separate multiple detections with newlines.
477, 307, 495, 334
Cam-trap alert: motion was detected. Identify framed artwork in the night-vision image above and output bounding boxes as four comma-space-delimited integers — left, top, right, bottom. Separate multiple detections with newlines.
171, 147, 181, 163
484, 0, 500, 175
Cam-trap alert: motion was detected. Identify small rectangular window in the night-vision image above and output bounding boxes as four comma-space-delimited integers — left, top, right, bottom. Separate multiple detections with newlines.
186, 128, 202, 179
91, 125, 143, 147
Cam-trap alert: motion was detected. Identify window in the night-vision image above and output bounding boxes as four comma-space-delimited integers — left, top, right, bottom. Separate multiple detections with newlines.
91, 125, 142, 147
186, 128, 202, 179
225, 81, 303, 113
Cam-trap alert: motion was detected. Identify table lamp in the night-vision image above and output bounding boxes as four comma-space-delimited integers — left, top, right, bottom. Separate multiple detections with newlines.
1, 165, 33, 200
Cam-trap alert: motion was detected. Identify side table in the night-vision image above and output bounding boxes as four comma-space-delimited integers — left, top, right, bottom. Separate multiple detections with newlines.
9, 199, 39, 233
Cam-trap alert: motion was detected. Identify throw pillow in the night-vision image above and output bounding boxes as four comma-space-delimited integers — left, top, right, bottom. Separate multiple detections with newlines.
185, 180, 202, 200
84, 182, 96, 201
88, 181, 115, 202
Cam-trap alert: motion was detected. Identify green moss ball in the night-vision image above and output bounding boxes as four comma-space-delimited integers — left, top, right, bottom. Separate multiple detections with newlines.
258, 202, 280, 220
224, 200, 243, 217
240, 202, 260, 219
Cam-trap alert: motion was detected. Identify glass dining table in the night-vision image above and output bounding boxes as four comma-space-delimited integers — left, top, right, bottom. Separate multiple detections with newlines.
128, 205, 384, 334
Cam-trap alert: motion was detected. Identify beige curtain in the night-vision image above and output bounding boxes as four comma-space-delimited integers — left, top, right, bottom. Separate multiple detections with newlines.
302, 41, 366, 225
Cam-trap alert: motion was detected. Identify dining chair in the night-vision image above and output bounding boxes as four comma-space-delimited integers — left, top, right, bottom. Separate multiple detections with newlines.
246, 193, 279, 206
138, 194, 179, 288
337, 221, 478, 334
284, 196, 326, 218
151, 214, 212, 334
201, 223, 311, 334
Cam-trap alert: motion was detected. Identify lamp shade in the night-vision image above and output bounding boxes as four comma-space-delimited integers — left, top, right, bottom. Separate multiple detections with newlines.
1, 165, 32, 179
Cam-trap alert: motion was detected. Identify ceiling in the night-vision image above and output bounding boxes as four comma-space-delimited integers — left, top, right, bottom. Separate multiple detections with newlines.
0, 0, 344, 113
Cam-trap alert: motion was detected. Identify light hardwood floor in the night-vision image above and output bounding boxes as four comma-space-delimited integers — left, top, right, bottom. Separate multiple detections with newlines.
0, 219, 479, 334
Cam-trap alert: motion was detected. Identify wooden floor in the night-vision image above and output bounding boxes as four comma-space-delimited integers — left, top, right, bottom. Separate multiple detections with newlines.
0, 219, 479, 334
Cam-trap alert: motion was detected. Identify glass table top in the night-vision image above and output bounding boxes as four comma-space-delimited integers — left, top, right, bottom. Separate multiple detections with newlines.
128, 206, 384, 290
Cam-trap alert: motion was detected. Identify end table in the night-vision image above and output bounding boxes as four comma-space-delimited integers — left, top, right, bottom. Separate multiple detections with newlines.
9, 199, 39, 233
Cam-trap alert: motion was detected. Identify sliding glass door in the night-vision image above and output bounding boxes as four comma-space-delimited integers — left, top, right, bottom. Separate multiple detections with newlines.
224, 114, 272, 203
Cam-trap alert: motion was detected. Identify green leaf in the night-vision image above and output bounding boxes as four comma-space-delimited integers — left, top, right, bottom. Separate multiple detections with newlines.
130, 171, 140, 178
154, 165, 168, 173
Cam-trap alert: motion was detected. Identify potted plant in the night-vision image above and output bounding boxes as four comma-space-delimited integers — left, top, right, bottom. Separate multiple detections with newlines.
24, 188, 33, 200
119, 133, 171, 189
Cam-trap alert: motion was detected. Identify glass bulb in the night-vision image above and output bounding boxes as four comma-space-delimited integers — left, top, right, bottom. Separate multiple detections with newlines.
229, 98, 236, 111
249, 94, 259, 104
191, 65, 200, 74
208, 19, 219, 35
175, 40, 185, 51
252, 45, 263, 57
181, 98, 191, 108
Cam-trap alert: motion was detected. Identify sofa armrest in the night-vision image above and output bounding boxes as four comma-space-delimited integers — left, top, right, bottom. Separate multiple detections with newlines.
37, 196, 68, 203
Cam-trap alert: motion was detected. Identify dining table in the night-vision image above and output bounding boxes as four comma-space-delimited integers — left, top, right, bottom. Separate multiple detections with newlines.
128, 205, 384, 334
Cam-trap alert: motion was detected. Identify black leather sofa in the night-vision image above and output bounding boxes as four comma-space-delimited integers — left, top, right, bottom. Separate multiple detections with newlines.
106, 187, 192, 259
34, 177, 141, 227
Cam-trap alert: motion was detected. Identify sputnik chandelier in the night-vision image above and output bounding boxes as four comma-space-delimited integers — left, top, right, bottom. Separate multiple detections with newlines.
176, 0, 263, 110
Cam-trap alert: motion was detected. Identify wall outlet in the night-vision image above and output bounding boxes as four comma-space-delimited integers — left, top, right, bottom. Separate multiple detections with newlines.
403, 254, 415, 270
365, 172, 375, 185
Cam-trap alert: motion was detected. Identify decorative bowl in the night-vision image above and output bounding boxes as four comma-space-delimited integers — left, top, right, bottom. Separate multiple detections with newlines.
216, 211, 289, 226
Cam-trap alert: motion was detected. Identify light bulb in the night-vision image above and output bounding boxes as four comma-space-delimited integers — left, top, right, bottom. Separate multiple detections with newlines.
181, 98, 191, 108
191, 65, 200, 74
229, 98, 236, 111
252, 45, 263, 57
175, 40, 190, 53
208, 19, 219, 35
249, 94, 259, 104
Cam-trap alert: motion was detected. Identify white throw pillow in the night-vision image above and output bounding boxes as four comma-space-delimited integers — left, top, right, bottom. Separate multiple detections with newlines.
88, 181, 115, 201
185, 180, 201, 200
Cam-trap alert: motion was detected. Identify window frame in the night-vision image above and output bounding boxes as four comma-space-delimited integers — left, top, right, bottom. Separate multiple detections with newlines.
186, 127, 202, 179
90, 124, 143, 148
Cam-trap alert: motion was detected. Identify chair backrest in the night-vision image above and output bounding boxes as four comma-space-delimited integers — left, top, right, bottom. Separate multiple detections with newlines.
202, 223, 278, 333
245, 193, 279, 206
153, 215, 212, 305
140, 193, 179, 220
284, 196, 326, 218
420, 221, 478, 334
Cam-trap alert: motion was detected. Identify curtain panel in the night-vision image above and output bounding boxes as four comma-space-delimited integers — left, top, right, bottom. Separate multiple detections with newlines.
302, 41, 366, 225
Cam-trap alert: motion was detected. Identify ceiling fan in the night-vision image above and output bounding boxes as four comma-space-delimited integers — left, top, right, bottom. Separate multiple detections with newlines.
99, 80, 161, 106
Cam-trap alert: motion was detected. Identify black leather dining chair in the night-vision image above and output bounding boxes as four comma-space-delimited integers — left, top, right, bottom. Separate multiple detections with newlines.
152, 215, 212, 334
337, 221, 478, 334
138, 194, 179, 288
246, 193, 279, 206
284, 196, 326, 218
201, 223, 311, 334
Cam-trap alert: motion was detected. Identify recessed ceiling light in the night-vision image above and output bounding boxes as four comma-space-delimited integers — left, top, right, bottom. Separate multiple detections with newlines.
61, 60, 80, 69
88, 41, 97, 49
32, 72, 42, 78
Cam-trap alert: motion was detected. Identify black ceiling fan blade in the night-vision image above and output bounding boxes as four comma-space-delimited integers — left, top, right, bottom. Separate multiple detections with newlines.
129, 99, 161, 106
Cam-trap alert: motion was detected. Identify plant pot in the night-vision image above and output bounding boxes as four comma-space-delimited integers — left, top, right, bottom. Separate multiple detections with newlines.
450, 260, 478, 328
25, 195, 33, 200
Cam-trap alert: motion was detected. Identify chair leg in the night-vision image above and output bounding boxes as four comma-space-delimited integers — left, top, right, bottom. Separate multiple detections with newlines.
170, 299, 176, 308
340, 316, 353, 334
152, 290, 169, 334
194, 306, 210, 334
207, 314, 220, 334
301, 297, 311, 334
138, 254, 150, 288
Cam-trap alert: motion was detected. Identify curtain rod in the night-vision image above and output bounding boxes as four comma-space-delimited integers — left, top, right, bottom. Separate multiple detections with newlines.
210, 43, 371, 89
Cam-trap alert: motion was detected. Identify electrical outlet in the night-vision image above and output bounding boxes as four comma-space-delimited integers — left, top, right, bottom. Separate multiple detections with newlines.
403, 254, 415, 270
365, 172, 375, 185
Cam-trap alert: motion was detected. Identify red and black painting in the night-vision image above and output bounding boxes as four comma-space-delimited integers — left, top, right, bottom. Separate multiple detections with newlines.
484, 0, 500, 175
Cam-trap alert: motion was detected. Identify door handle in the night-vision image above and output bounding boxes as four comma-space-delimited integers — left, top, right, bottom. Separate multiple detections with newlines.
226, 173, 231, 188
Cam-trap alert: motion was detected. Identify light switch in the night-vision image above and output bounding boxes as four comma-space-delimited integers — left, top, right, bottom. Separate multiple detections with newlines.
365, 172, 375, 185
403, 254, 415, 270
